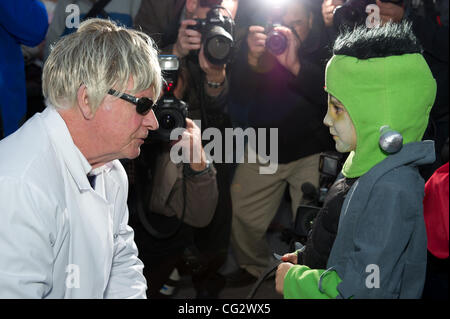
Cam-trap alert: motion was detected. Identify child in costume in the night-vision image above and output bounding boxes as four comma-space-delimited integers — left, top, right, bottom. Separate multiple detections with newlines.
275, 22, 437, 299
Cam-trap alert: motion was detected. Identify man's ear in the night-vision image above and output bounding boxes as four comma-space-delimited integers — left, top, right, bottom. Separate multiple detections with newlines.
186, 0, 198, 15
76, 85, 95, 120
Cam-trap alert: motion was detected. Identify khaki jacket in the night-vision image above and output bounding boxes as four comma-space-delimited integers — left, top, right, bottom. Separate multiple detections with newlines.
149, 150, 218, 228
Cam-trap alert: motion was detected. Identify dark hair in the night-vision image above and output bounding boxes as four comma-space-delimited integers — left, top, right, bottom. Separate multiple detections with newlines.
333, 21, 423, 59
200, 0, 223, 8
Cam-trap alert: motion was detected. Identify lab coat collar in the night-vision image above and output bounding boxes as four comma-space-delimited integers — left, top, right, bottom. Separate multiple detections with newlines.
41, 106, 93, 192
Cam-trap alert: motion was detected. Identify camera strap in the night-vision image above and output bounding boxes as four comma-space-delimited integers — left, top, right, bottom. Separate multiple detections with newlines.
246, 261, 281, 299
136, 173, 187, 240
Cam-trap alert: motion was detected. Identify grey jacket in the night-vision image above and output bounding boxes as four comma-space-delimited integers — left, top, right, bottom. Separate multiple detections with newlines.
326, 141, 435, 299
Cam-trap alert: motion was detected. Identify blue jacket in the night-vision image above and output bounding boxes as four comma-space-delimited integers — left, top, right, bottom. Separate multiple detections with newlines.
0, 0, 48, 137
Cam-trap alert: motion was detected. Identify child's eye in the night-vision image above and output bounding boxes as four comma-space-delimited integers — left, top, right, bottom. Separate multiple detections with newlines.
333, 104, 343, 114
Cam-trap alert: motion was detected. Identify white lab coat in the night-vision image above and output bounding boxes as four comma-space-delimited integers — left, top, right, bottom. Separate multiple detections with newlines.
0, 106, 147, 298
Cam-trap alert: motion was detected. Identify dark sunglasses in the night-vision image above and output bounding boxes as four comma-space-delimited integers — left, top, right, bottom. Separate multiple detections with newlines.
108, 88, 154, 116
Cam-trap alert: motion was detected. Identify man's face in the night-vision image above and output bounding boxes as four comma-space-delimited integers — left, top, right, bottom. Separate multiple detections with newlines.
191, 0, 238, 19
282, 1, 312, 42
323, 94, 357, 153
92, 80, 159, 161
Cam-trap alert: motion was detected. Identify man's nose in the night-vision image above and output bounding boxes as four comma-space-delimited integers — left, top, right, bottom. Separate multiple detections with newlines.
143, 109, 159, 131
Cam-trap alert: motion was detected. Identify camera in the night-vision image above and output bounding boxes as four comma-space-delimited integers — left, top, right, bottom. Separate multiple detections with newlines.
333, 0, 404, 28
188, 5, 235, 65
265, 4, 288, 55
149, 55, 188, 142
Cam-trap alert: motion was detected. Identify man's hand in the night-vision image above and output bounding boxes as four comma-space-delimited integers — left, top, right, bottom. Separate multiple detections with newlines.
275, 262, 294, 295
174, 118, 207, 171
247, 25, 267, 67
376, 0, 404, 25
271, 26, 301, 76
322, 0, 344, 27
173, 20, 202, 58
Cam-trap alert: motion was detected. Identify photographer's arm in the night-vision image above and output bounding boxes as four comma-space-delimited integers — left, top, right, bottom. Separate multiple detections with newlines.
229, 26, 268, 95
273, 27, 328, 106
199, 47, 228, 98
150, 158, 218, 229
290, 57, 328, 106
149, 120, 219, 228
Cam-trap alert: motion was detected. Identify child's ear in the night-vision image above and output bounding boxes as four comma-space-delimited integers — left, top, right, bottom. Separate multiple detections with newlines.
77, 85, 95, 120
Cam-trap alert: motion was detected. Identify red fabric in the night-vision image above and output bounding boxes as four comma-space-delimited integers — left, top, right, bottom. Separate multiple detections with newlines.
423, 162, 449, 259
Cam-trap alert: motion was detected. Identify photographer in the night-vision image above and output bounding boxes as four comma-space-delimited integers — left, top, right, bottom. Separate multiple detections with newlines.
127, 117, 219, 298
135, 0, 238, 121
133, 0, 239, 298
227, 0, 334, 285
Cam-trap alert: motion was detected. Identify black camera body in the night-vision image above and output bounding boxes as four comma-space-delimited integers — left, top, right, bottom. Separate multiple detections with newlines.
188, 6, 235, 65
334, 0, 404, 28
149, 55, 188, 142
265, 4, 288, 55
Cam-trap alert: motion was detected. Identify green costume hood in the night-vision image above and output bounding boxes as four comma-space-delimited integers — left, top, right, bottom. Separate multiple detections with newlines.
325, 54, 437, 178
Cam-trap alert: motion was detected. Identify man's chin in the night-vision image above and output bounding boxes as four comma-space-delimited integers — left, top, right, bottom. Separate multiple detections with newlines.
124, 147, 141, 160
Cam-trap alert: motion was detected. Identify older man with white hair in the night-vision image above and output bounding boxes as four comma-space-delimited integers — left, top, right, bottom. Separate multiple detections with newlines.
0, 18, 162, 298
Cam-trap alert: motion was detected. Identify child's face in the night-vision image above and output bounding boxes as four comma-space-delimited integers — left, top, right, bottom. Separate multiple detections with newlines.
324, 94, 357, 153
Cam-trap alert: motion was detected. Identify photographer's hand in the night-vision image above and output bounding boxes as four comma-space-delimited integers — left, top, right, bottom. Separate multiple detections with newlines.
376, 0, 404, 25
199, 47, 227, 97
173, 20, 202, 58
322, 0, 344, 27
275, 262, 294, 295
271, 26, 301, 76
175, 118, 207, 171
247, 25, 267, 68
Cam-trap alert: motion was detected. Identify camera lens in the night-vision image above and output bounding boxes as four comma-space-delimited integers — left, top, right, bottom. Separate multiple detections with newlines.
160, 113, 176, 130
266, 30, 287, 55
204, 25, 233, 65
206, 36, 232, 60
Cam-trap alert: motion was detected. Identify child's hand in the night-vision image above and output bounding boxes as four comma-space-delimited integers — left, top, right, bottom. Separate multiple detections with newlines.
275, 262, 294, 295
281, 252, 298, 264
